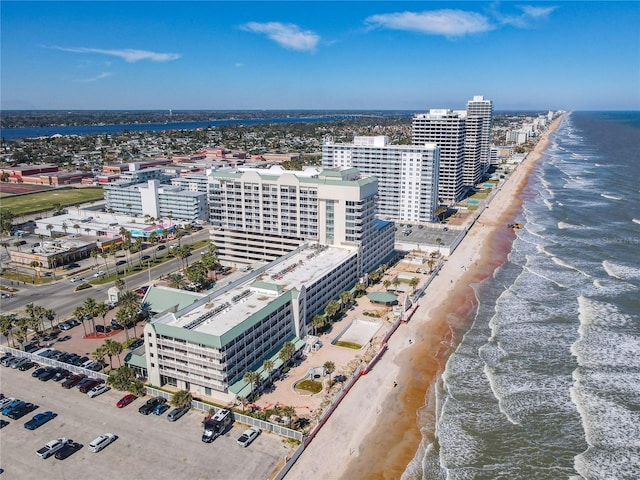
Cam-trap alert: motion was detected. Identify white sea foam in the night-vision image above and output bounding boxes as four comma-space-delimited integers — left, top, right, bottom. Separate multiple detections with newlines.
523, 263, 566, 288
600, 193, 623, 201
543, 198, 554, 210
602, 260, 640, 280
551, 256, 591, 278
632, 218, 640, 225
558, 221, 589, 230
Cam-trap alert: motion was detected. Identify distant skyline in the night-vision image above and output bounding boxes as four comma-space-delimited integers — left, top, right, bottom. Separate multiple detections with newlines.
1, 1, 639, 111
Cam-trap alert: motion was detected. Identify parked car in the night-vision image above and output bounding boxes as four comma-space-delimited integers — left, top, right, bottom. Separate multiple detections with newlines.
88, 433, 117, 452
52, 369, 71, 382
61, 373, 86, 389
58, 322, 73, 331
54, 441, 82, 460
1, 399, 23, 415
36, 437, 71, 459
0, 419, 9, 429
10, 357, 31, 369
0, 397, 17, 410
7, 402, 37, 420
37, 367, 58, 381
32, 367, 48, 378
237, 427, 261, 447
1, 355, 16, 367
87, 384, 110, 398
95, 325, 112, 334
138, 396, 166, 415
75, 377, 97, 390
18, 360, 37, 371
152, 403, 170, 416
117, 394, 137, 408
79, 379, 103, 394
167, 405, 191, 422
24, 411, 57, 430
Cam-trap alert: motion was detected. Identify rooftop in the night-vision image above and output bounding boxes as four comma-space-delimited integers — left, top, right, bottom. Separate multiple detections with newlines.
153, 244, 357, 338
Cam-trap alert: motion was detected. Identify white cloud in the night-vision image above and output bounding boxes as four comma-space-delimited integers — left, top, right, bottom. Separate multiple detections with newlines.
73, 72, 112, 83
51, 46, 181, 63
235, 63, 244, 68
240, 22, 319, 51
492, 4, 558, 28
365, 9, 494, 37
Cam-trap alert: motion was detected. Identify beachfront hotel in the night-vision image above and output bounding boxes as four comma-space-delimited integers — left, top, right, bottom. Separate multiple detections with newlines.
412, 95, 494, 204
104, 179, 208, 222
321, 136, 440, 223
208, 166, 395, 274
137, 242, 370, 403
412, 109, 466, 204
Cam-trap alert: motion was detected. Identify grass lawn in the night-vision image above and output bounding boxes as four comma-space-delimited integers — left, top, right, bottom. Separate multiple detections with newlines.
0, 187, 104, 216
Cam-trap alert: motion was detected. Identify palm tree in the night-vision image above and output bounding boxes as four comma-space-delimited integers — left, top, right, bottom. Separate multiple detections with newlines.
0, 315, 15, 347
391, 277, 401, 291
100, 251, 110, 274
262, 359, 275, 383
339, 291, 353, 309
95, 302, 109, 331
167, 273, 187, 289
61, 222, 68, 237
355, 281, 366, 297
311, 315, 325, 335
170, 390, 193, 408
383, 279, 391, 290
82, 297, 99, 334
278, 341, 296, 366
115, 308, 132, 343
74, 306, 88, 337
324, 300, 340, 322
91, 345, 107, 365
73, 223, 80, 236
280, 405, 296, 428
409, 277, 420, 292
243, 371, 261, 401
323, 361, 336, 385
104, 339, 123, 367
46, 224, 54, 237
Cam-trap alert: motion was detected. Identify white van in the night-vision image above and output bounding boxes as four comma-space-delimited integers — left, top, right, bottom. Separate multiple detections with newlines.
33, 347, 54, 357
88, 433, 117, 452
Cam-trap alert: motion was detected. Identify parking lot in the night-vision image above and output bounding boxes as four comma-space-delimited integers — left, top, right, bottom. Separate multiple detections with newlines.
0, 366, 289, 479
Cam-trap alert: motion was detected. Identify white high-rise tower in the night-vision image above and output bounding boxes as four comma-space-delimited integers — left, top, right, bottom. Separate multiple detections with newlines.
466, 95, 493, 177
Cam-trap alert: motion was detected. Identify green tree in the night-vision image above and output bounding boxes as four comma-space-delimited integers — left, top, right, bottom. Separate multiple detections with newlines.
167, 273, 187, 289
74, 306, 88, 337
262, 359, 275, 383
104, 339, 123, 368
323, 361, 336, 384
91, 345, 107, 366
0, 315, 15, 347
324, 300, 340, 322
95, 302, 109, 332
243, 371, 261, 401
278, 341, 296, 366
0, 210, 15, 235
311, 315, 325, 335
170, 390, 193, 408
82, 297, 99, 334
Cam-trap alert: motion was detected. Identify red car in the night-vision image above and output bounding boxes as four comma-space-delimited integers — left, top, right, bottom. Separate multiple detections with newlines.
116, 394, 137, 408
61, 373, 86, 389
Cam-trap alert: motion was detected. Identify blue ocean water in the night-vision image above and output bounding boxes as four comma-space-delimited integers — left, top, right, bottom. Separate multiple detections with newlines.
413, 112, 640, 480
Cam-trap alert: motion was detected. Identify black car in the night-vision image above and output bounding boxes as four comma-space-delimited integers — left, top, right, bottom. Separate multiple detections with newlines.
6, 402, 37, 420
95, 325, 112, 333
54, 441, 82, 460
32, 367, 48, 378
18, 361, 37, 371
0, 419, 9, 429
75, 377, 96, 390
52, 369, 71, 381
37, 367, 58, 380
138, 397, 166, 415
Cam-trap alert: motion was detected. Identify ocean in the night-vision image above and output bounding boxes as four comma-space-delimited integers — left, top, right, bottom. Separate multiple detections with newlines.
415, 112, 640, 480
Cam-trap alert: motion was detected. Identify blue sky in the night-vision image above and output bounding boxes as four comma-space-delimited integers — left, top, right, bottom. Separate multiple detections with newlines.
1, 1, 639, 111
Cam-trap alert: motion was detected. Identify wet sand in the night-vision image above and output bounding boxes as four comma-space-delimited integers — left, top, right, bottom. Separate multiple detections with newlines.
286, 114, 564, 480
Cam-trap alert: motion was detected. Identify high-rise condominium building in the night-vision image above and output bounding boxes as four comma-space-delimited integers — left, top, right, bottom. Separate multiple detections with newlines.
412, 109, 466, 204
322, 136, 440, 223
466, 95, 494, 177
208, 166, 395, 275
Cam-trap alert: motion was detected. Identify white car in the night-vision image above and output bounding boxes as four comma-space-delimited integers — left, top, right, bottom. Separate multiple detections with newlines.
93, 271, 106, 278
87, 384, 110, 398
236, 427, 261, 447
88, 433, 117, 452
36, 437, 70, 458
69, 277, 84, 283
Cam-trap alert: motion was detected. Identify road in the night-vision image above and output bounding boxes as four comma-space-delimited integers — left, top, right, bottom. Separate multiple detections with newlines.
1, 229, 211, 322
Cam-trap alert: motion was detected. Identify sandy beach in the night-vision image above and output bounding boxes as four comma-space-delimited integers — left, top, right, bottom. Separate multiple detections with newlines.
286, 114, 564, 480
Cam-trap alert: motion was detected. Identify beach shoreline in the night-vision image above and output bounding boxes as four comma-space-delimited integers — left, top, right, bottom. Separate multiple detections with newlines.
285, 114, 564, 480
